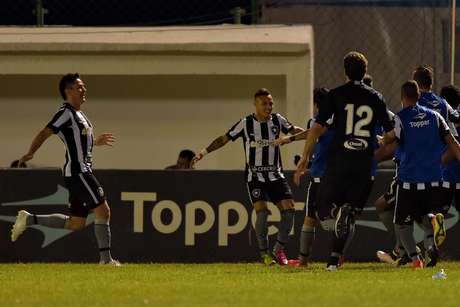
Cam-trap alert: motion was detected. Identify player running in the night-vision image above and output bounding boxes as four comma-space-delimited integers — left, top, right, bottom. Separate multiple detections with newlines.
11, 73, 120, 266
294, 51, 394, 271
380, 80, 460, 268
193, 88, 304, 265
273, 87, 333, 267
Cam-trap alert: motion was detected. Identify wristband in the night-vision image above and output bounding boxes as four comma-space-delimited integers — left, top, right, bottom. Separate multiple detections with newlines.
200, 148, 209, 156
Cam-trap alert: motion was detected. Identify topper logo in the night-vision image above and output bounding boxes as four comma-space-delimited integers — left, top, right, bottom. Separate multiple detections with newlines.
413, 112, 427, 120
344, 138, 368, 151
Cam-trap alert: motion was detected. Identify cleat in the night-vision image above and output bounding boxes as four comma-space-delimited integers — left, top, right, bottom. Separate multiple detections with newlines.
412, 256, 425, 269
335, 205, 352, 239
338, 255, 345, 268
426, 247, 439, 268
99, 259, 122, 267
261, 251, 276, 266
274, 249, 288, 266
11, 210, 31, 242
432, 213, 446, 248
377, 250, 397, 265
288, 259, 308, 267
326, 265, 338, 272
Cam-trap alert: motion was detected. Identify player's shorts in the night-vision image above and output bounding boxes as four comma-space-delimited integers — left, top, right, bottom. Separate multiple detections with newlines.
246, 178, 293, 205
383, 177, 398, 207
316, 164, 373, 221
305, 179, 320, 219
394, 182, 442, 225
64, 172, 106, 218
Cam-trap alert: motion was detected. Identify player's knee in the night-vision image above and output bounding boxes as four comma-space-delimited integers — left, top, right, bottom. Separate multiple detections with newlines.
67, 218, 86, 231
375, 196, 388, 213
303, 216, 316, 227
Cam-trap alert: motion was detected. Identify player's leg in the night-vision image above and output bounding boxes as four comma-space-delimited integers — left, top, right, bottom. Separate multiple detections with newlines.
11, 176, 85, 242
271, 179, 295, 265
77, 172, 119, 265
297, 181, 320, 266
247, 181, 274, 265
394, 185, 424, 268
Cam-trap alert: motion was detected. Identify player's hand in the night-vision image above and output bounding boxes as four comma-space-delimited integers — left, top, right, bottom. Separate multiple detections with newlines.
272, 137, 291, 147
294, 156, 308, 186
192, 153, 204, 166
95, 133, 115, 147
19, 153, 34, 165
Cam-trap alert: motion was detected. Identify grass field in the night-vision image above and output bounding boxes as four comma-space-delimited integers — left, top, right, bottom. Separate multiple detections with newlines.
0, 262, 458, 307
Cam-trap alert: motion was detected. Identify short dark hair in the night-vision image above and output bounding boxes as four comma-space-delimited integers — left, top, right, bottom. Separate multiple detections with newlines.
254, 88, 271, 100
179, 149, 196, 162
313, 87, 330, 109
59, 73, 80, 100
10, 160, 27, 168
440, 85, 460, 109
344, 51, 368, 81
412, 65, 433, 89
401, 80, 420, 102
363, 74, 373, 87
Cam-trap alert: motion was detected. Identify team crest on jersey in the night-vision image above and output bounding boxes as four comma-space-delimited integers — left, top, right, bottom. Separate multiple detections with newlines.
97, 187, 104, 197
252, 189, 261, 198
343, 138, 368, 151
271, 126, 279, 135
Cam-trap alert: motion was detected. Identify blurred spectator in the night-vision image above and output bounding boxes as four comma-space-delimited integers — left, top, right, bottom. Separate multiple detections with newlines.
440, 84, 460, 109
10, 160, 27, 168
165, 150, 196, 170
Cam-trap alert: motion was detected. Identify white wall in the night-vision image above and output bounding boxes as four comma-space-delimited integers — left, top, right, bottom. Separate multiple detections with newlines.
1, 74, 299, 170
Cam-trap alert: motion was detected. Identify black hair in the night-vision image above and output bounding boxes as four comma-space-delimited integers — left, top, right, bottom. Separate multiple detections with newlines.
313, 87, 330, 109
412, 65, 433, 89
179, 150, 196, 162
344, 51, 368, 81
59, 73, 80, 100
440, 85, 460, 109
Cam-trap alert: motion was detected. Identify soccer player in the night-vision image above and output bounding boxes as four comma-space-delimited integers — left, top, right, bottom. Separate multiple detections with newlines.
273, 87, 333, 267
381, 80, 460, 268
193, 88, 304, 265
11, 73, 120, 266
294, 51, 394, 271
440, 85, 460, 213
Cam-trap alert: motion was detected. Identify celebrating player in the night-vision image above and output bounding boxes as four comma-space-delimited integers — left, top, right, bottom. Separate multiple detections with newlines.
295, 51, 394, 271
381, 80, 460, 268
11, 73, 120, 266
193, 88, 304, 265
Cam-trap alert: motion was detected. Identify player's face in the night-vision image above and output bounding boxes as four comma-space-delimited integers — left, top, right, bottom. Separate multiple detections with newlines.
254, 95, 274, 118
67, 79, 87, 105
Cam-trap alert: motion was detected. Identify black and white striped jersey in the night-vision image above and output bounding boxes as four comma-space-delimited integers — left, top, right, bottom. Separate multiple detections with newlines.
46, 102, 94, 177
226, 113, 294, 182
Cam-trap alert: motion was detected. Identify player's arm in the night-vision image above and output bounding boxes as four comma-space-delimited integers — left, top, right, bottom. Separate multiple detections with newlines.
95, 133, 116, 147
447, 104, 460, 124
374, 137, 397, 163
442, 134, 460, 163
294, 123, 323, 185
193, 135, 231, 164
19, 127, 54, 164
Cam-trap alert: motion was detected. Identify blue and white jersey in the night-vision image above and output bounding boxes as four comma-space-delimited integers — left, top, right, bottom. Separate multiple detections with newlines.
395, 104, 450, 183
308, 117, 334, 179
418, 91, 459, 136
443, 106, 460, 183
371, 125, 383, 177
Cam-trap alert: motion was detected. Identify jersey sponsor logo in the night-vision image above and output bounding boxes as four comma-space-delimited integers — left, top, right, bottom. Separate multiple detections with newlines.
410, 112, 430, 128
251, 165, 278, 172
271, 126, 279, 135
252, 189, 261, 198
427, 100, 440, 107
249, 140, 272, 148
343, 138, 368, 151
413, 112, 427, 120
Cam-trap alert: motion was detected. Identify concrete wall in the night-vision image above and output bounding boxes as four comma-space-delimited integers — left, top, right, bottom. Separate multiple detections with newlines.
1, 74, 289, 170
0, 25, 313, 170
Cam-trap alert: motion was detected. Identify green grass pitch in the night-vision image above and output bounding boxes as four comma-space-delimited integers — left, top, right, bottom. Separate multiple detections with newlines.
0, 262, 458, 307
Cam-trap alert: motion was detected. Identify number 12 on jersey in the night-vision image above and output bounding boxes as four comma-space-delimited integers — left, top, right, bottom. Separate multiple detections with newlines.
344, 104, 373, 137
